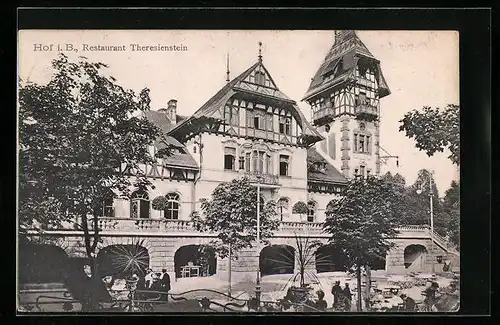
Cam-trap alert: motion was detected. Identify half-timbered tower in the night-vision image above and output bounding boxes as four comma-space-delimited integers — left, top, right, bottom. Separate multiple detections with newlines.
303, 30, 391, 179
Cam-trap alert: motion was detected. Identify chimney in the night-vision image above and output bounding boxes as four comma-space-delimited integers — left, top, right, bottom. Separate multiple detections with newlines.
166, 99, 177, 125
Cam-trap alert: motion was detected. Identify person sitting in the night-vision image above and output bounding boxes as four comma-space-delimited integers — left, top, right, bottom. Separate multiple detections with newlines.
422, 282, 439, 311
314, 290, 328, 311
400, 293, 416, 311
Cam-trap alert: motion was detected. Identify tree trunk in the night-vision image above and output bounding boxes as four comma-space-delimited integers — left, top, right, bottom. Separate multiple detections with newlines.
365, 265, 371, 311
228, 243, 232, 297
356, 265, 362, 311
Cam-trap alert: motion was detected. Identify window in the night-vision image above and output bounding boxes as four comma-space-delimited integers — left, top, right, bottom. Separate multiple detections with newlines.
258, 151, 265, 172
255, 71, 266, 85
95, 196, 114, 217
224, 147, 236, 171
165, 193, 180, 220
254, 116, 261, 129
307, 201, 317, 222
279, 155, 289, 176
224, 105, 239, 126
359, 92, 367, 105
279, 116, 291, 135
366, 170, 371, 177
130, 190, 150, 219
360, 166, 365, 177
354, 133, 371, 154
266, 154, 272, 174
239, 155, 245, 170
266, 113, 273, 131
245, 152, 251, 172
354, 168, 359, 175
277, 198, 290, 221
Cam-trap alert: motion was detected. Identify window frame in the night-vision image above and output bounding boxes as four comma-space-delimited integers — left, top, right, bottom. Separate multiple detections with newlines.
224, 147, 236, 171
164, 192, 180, 220
130, 190, 150, 219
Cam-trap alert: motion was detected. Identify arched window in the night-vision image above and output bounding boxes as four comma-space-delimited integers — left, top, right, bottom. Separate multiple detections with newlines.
307, 200, 317, 222
277, 197, 290, 221
130, 190, 150, 219
165, 193, 180, 220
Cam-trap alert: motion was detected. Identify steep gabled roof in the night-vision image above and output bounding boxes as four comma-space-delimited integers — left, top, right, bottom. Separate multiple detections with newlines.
144, 110, 198, 169
169, 59, 322, 143
303, 30, 390, 101
307, 147, 347, 184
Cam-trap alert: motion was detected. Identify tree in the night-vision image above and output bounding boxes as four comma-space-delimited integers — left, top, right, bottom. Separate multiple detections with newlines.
292, 201, 308, 221
324, 176, 402, 311
18, 53, 170, 307
152, 196, 168, 218
399, 104, 460, 165
191, 178, 280, 296
442, 180, 460, 249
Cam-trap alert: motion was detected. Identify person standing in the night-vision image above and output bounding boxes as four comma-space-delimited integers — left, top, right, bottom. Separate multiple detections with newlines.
144, 268, 154, 289
342, 283, 352, 311
160, 269, 171, 302
331, 281, 342, 309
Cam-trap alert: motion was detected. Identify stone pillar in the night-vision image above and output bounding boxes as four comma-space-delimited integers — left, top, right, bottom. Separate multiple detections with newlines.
385, 246, 405, 274
340, 116, 351, 177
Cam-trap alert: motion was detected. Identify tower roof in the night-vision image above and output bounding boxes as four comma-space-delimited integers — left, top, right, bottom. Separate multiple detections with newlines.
169, 58, 322, 143
302, 30, 391, 101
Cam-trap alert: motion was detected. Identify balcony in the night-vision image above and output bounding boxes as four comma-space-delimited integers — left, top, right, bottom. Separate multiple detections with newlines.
244, 171, 280, 187
81, 218, 324, 236
354, 104, 378, 121
312, 106, 335, 126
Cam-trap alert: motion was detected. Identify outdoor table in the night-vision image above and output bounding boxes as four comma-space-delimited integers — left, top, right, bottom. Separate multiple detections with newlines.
181, 265, 201, 277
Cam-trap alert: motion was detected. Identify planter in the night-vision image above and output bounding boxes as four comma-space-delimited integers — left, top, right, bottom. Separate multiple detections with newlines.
289, 286, 312, 303
125, 278, 139, 292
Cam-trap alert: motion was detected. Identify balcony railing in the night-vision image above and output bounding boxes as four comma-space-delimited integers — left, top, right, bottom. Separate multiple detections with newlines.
244, 172, 280, 186
354, 104, 378, 121
84, 218, 325, 235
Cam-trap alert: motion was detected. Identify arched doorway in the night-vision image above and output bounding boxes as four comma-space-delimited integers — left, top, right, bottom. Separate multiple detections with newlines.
315, 245, 348, 273
96, 244, 150, 277
18, 243, 69, 283
259, 245, 295, 276
174, 245, 216, 279
404, 244, 428, 271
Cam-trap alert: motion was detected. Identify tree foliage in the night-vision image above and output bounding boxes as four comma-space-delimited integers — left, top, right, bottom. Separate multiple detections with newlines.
152, 196, 168, 211
292, 201, 308, 215
191, 178, 280, 259
399, 104, 460, 165
324, 176, 402, 311
324, 176, 402, 269
18, 53, 168, 268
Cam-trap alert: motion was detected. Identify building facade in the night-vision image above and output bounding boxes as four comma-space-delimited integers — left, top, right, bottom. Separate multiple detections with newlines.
22, 31, 456, 283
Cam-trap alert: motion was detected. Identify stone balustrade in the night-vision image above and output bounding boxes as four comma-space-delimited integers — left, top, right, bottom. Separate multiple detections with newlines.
73, 218, 456, 253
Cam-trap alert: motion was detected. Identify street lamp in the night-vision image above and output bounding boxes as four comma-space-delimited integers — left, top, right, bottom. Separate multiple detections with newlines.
416, 169, 435, 274
255, 173, 262, 307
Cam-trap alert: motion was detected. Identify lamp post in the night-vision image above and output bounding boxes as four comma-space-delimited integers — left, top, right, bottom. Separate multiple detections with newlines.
255, 173, 262, 308
416, 169, 435, 274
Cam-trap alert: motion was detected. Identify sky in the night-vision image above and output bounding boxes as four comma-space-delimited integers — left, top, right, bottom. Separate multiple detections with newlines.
18, 30, 459, 197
